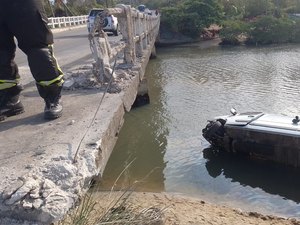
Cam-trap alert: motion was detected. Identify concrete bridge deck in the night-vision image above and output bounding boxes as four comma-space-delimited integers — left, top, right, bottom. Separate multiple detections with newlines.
0, 4, 160, 224
0, 62, 141, 224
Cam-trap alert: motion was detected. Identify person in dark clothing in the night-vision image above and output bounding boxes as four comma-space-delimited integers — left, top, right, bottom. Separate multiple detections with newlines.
0, 0, 64, 121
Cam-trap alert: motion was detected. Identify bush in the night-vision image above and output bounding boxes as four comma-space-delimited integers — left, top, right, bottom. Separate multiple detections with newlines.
246, 16, 294, 45
244, 0, 274, 18
160, 6, 182, 33
290, 20, 300, 43
219, 19, 249, 45
161, 0, 222, 39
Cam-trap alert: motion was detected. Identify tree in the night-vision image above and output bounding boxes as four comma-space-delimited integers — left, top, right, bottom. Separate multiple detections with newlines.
42, 0, 55, 17
219, 19, 248, 45
246, 16, 294, 44
66, 0, 103, 15
219, 0, 246, 18
161, 0, 223, 38
244, 0, 274, 18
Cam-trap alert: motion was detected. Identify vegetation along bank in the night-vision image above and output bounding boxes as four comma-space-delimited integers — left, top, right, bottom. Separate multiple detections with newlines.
44, 0, 300, 45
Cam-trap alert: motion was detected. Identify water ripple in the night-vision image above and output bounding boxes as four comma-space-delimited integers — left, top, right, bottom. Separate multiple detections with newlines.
159, 43, 300, 218
102, 43, 300, 219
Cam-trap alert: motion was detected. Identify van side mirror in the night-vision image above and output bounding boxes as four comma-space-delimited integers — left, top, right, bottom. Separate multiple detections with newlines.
230, 108, 237, 115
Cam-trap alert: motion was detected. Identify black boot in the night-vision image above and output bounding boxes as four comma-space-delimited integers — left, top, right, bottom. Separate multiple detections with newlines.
36, 84, 63, 120
0, 85, 24, 121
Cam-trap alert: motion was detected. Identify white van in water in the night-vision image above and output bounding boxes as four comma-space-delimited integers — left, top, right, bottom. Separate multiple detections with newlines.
87, 8, 118, 36
202, 108, 300, 167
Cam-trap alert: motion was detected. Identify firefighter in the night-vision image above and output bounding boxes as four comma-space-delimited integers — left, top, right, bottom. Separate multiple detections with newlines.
0, 0, 64, 121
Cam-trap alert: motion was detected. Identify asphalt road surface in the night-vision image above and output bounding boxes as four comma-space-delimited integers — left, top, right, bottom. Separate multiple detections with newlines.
15, 26, 121, 86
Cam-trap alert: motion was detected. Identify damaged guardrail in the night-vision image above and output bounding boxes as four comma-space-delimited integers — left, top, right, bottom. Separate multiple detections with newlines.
88, 4, 160, 83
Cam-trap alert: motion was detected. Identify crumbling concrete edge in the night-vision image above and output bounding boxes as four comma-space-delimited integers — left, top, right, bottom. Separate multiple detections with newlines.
0, 43, 153, 225
0, 86, 135, 225
0, 101, 124, 225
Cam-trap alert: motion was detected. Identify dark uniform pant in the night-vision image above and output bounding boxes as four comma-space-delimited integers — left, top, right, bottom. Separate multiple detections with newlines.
0, 0, 63, 90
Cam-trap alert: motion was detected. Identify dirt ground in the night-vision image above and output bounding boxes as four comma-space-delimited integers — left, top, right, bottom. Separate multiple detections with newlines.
93, 191, 300, 225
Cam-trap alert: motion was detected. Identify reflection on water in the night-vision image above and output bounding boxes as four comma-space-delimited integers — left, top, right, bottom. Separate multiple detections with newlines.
100, 40, 300, 219
99, 60, 169, 192
99, 107, 168, 192
203, 148, 300, 203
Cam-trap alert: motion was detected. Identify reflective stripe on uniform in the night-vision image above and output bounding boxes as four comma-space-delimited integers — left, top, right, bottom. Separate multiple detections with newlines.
37, 45, 64, 87
49, 45, 64, 76
0, 80, 18, 90
38, 74, 64, 87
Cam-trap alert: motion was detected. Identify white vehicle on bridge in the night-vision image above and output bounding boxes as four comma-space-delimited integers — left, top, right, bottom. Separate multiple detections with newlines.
87, 8, 119, 36
137, 4, 152, 15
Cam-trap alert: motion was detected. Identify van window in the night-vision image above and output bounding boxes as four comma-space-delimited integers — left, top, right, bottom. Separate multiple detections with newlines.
138, 5, 146, 12
89, 9, 103, 17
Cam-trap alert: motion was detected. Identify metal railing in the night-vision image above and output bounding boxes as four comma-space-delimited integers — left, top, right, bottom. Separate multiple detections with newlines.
48, 15, 88, 29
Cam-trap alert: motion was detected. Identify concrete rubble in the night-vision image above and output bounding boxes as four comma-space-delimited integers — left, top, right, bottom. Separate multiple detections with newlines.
0, 52, 151, 224
0, 7, 158, 222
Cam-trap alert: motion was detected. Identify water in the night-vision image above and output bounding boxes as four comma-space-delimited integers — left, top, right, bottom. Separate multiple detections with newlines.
100, 40, 300, 219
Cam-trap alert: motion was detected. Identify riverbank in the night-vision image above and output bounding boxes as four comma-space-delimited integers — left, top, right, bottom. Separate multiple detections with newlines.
157, 24, 220, 47
74, 191, 300, 225
87, 40, 300, 224
156, 24, 196, 46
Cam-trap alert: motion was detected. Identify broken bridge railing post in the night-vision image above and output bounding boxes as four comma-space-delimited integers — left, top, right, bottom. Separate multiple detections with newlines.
116, 4, 136, 64
88, 4, 160, 84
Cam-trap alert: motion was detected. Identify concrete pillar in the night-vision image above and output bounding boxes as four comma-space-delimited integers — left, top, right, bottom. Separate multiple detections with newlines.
117, 5, 136, 64
150, 45, 157, 59
133, 78, 150, 107
135, 13, 143, 57
142, 18, 147, 50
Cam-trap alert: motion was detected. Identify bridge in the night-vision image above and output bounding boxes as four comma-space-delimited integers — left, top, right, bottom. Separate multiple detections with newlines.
0, 5, 160, 225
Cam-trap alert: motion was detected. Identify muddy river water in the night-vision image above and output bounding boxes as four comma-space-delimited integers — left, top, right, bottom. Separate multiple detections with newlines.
99, 40, 300, 219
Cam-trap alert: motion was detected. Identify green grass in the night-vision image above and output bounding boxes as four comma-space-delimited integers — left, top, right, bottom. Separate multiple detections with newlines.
58, 160, 165, 225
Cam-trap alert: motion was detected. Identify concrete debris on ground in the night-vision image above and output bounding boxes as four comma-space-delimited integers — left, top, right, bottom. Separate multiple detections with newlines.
0, 61, 143, 224
63, 65, 132, 94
